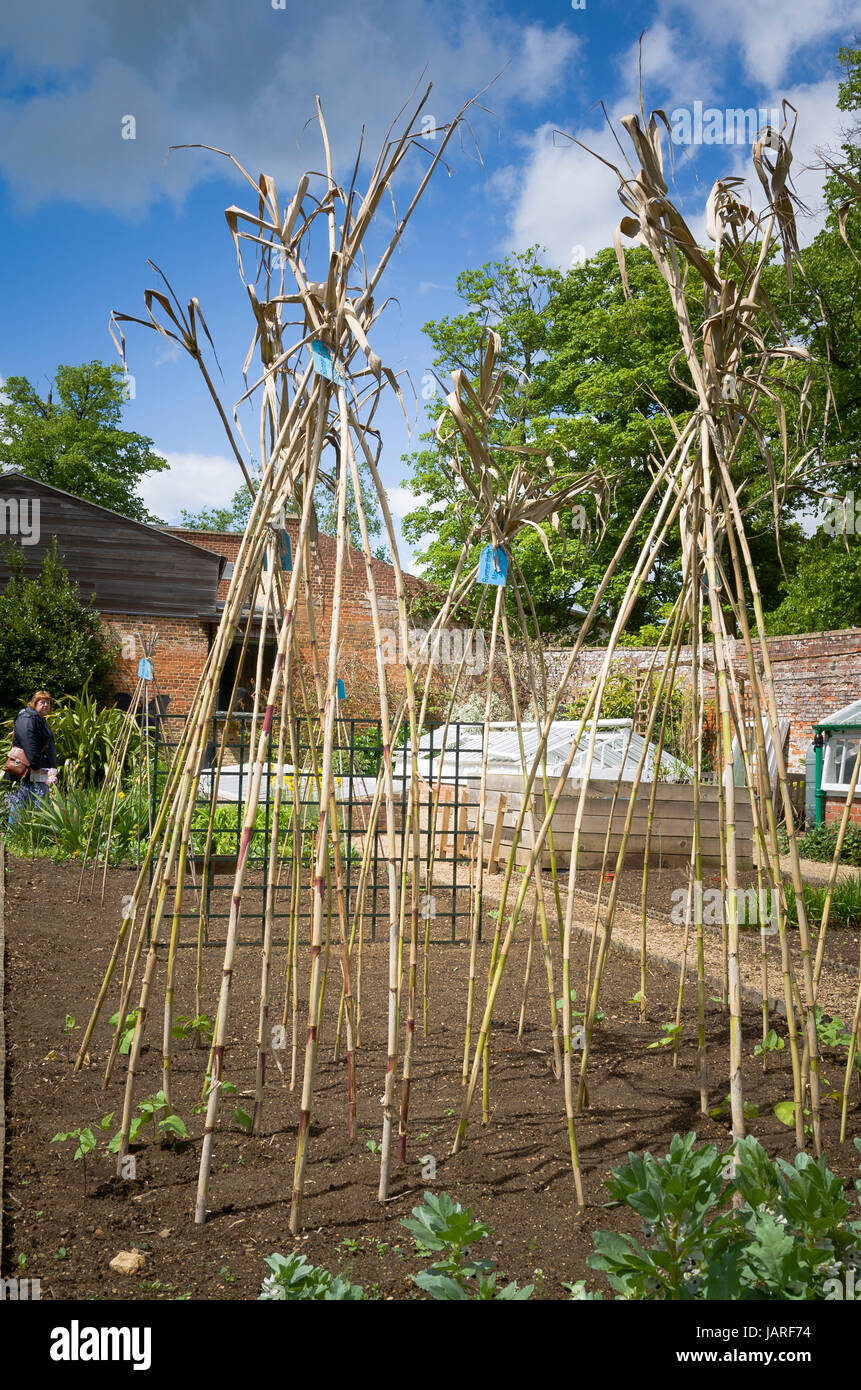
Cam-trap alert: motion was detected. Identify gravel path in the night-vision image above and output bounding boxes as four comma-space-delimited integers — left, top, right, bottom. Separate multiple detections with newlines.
431, 859, 861, 1023
780, 855, 861, 885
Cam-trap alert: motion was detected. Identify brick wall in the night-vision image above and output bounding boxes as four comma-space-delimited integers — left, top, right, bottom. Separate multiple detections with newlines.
824, 796, 861, 825
102, 613, 211, 716
98, 530, 434, 719
162, 528, 451, 715
534, 628, 861, 772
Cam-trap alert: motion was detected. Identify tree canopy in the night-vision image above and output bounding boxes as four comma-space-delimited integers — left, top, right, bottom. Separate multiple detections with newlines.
401, 245, 811, 638
0, 361, 167, 523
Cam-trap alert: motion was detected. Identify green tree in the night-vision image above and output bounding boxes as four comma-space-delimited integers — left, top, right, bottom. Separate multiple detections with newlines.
179, 479, 254, 533
0, 541, 118, 712
760, 45, 861, 633
764, 530, 861, 635
402, 246, 809, 638
768, 46, 861, 480
0, 361, 167, 522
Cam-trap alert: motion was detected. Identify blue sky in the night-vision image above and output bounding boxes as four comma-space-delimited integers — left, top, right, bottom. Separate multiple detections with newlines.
0, 0, 856, 567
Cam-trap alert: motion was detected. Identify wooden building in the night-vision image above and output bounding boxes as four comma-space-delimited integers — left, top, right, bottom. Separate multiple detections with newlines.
0, 471, 418, 716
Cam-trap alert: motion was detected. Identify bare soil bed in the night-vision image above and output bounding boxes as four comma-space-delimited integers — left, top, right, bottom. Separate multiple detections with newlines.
2, 857, 861, 1302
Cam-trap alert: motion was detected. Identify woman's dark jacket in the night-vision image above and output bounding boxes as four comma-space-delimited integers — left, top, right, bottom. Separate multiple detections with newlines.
8, 707, 57, 778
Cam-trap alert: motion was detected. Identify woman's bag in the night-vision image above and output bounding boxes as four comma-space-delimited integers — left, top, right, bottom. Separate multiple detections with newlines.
4, 745, 31, 780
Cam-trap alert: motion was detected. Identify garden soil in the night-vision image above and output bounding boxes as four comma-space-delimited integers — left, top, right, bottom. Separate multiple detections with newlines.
2, 858, 860, 1301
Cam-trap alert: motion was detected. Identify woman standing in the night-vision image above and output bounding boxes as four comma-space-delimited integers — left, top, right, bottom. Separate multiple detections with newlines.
5, 690, 58, 824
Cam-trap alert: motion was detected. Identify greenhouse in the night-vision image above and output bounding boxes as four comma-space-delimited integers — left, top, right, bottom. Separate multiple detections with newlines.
396, 719, 692, 787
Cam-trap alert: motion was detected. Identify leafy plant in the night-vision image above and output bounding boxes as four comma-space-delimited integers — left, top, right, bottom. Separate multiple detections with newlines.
753, 1028, 785, 1058
814, 1007, 854, 1051
259, 1252, 366, 1301
588, 1133, 735, 1299
402, 1191, 532, 1300
708, 1093, 758, 1121
780, 822, 861, 869
106, 1091, 188, 1151
783, 876, 861, 931
51, 1124, 98, 1193
61, 1013, 79, 1060
587, 1132, 861, 1300
171, 1013, 213, 1048
51, 1126, 97, 1163
6, 783, 146, 864
109, 1008, 139, 1056
647, 1021, 681, 1050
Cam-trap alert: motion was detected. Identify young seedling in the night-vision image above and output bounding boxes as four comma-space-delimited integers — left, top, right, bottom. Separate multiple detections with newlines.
402, 1192, 532, 1300
648, 1022, 682, 1051
259, 1253, 365, 1301
62, 1014, 80, 1061
172, 1013, 214, 1050
709, 1093, 758, 1121
753, 1028, 785, 1069
51, 1125, 97, 1193
108, 1008, 140, 1056
107, 1091, 188, 1152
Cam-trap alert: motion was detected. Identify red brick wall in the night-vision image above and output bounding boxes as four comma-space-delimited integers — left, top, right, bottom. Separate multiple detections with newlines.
162, 528, 426, 713
537, 628, 861, 772
98, 530, 432, 719
824, 796, 861, 825
102, 614, 211, 716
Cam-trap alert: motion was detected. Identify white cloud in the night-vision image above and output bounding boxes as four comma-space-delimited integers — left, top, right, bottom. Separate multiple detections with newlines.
0, 1, 582, 215
140, 450, 240, 522
386, 485, 428, 518
505, 24, 580, 105
657, 0, 858, 87
503, 67, 846, 267
501, 116, 631, 266
616, 21, 714, 106
716, 78, 844, 243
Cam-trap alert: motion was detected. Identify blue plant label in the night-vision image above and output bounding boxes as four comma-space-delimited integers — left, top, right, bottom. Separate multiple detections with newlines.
138, 657, 154, 682
263, 531, 293, 571
311, 340, 343, 383
478, 544, 507, 586
337, 678, 346, 700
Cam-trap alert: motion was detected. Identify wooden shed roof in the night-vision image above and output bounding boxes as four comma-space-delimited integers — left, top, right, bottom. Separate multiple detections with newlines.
0, 471, 224, 619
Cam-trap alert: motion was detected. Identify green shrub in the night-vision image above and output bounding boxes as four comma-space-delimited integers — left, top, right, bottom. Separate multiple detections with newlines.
0, 541, 118, 712
5, 785, 145, 864
402, 1191, 532, 1300
587, 1132, 861, 1300
560, 663, 691, 763
258, 1192, 532, 1302
784, 876, 861, 931
791, 822, 861, 868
